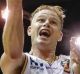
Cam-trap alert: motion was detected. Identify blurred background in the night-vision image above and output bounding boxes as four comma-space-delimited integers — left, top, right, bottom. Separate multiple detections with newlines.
0, 0, 80, 73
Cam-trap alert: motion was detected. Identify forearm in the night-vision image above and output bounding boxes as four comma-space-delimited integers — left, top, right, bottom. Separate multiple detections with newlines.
76, 64, 80, 74
7, 0, 22, 10
2, 0, 24, 59
71, 56, 80, 74
73, 63, 80, 74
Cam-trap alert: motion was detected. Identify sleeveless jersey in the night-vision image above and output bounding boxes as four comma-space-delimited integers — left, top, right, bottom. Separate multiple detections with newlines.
22, 53, 71, 74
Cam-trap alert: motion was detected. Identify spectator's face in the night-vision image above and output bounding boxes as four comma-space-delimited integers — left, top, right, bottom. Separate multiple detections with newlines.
28, 9, 63, 49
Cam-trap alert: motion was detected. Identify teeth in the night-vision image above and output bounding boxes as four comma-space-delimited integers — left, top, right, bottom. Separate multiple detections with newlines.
39, 29, 50, 37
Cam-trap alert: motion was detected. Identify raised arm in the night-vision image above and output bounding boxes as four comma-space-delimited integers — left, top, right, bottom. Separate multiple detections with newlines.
0, 0, 26, 73
2, 0, 24, 59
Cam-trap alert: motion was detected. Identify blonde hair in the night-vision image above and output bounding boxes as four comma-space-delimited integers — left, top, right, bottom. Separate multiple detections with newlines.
31, 5, 65, 30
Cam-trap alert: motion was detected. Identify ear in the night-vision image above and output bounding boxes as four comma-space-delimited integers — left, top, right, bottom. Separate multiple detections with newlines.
58, 32, 63, 42
27, 26, 31, 36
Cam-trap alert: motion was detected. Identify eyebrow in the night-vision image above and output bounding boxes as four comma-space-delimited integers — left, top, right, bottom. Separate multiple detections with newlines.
37, 13, 60, 22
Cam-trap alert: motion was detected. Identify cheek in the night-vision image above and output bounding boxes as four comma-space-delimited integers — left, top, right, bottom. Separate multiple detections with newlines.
32, 23, 41, 33
31, 25, 38, 38
53, 29, 61, 39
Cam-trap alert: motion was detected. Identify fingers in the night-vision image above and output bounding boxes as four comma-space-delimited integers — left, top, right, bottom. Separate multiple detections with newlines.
70, 37, 76, 51
70, 36, 80, 64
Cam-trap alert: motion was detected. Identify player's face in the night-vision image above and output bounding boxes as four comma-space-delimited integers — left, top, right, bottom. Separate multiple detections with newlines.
28, 9, 63, 50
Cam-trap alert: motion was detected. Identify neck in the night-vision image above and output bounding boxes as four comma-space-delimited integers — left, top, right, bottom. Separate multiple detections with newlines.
29, 47, 57, 64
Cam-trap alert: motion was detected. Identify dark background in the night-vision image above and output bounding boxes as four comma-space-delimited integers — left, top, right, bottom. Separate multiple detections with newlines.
0, 0, 80, 73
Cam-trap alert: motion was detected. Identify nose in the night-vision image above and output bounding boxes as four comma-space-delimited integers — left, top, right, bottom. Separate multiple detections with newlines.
43, 20, 50, 27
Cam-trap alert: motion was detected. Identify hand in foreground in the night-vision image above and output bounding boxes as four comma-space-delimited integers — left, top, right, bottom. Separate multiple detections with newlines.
70, 37, 80, 64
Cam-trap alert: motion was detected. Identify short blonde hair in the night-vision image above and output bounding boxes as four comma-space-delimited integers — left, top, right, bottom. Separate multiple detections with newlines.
31, 5, 65, 30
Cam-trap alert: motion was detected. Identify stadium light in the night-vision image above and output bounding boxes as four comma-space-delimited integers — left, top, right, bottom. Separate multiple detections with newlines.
1, 7, 9, 21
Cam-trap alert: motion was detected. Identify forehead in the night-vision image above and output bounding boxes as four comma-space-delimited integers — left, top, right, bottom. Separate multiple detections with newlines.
32, 9, 60, 20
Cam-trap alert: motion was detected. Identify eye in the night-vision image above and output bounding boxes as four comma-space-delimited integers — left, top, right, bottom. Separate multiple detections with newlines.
50, 20, 56, 24
37, 18, 45, 23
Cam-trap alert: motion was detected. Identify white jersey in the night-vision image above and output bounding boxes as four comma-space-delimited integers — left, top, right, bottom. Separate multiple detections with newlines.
22, 53, 70, 74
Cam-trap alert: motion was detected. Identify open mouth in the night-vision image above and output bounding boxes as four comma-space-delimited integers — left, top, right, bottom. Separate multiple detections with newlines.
39, 29, 50, 38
